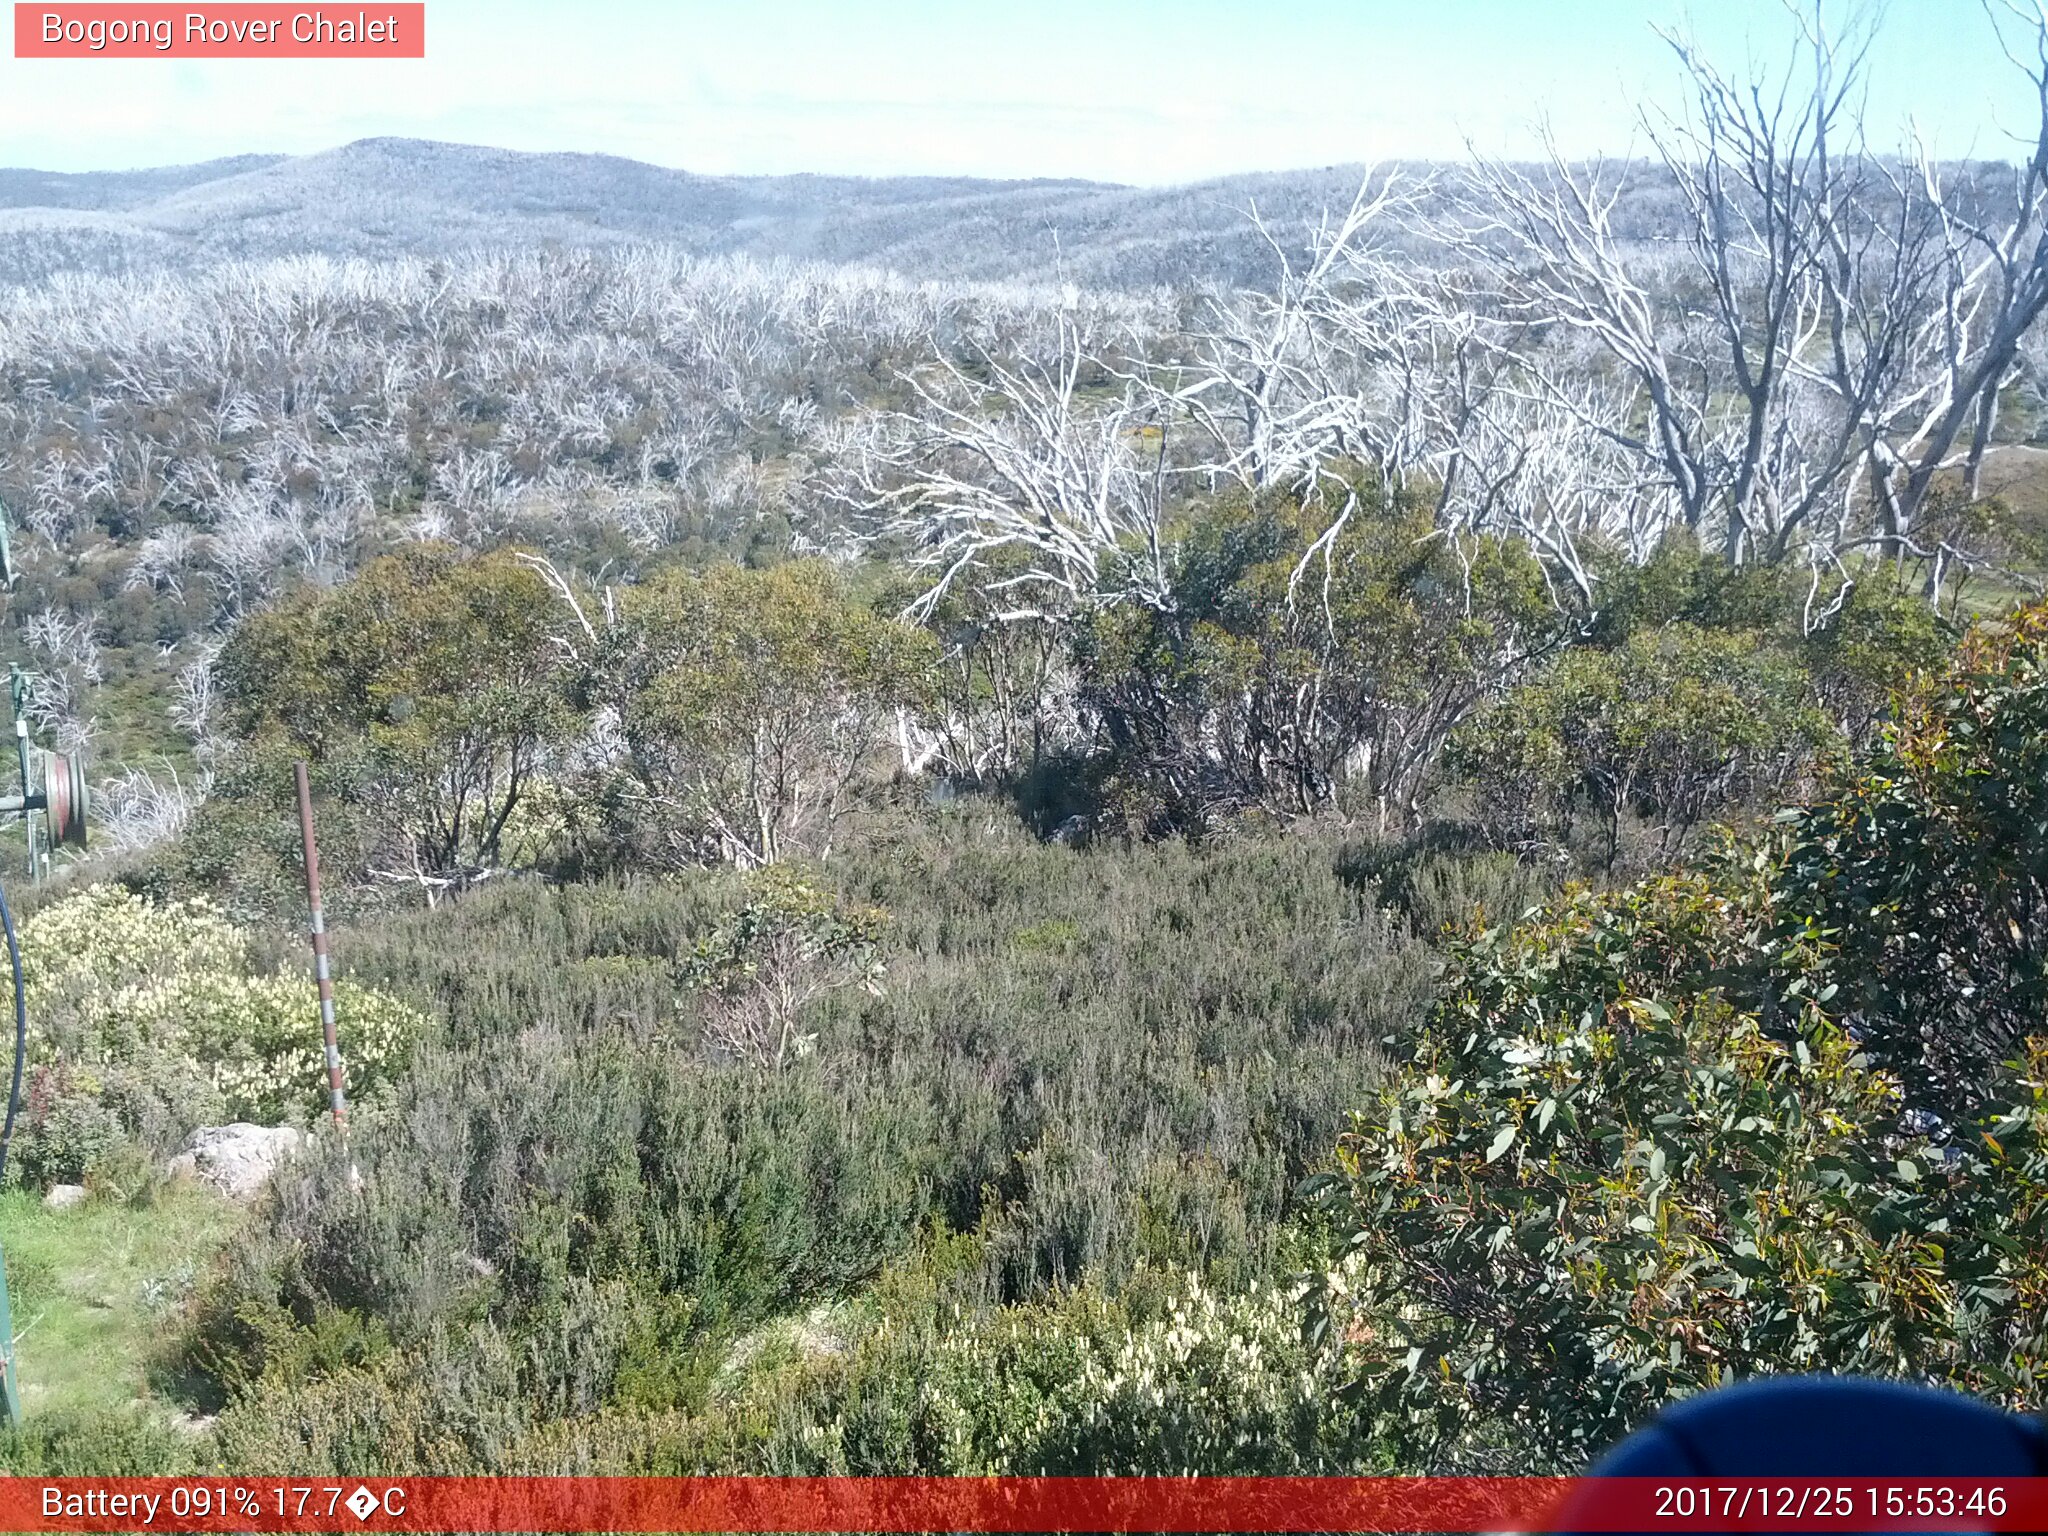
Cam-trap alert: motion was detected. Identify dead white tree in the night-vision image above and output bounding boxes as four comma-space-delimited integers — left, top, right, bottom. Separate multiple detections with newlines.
1864, 0, 2048, 541
93, 760, 206, 853
1452, 2, 2048, 580
1438, 371, 1659, 606
1166, 173, 1457, 497
846, 307, 1173, 620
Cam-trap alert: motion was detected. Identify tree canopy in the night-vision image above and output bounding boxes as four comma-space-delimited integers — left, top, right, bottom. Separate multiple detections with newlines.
215, 543, 578, 889
1320, 601, 2048, 1470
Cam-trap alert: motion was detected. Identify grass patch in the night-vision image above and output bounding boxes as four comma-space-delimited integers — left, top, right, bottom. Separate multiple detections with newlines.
0, 1185, 243, 1422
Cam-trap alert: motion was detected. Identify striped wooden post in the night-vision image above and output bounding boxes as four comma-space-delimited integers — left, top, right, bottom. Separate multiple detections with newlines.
294, 761, 347, 1128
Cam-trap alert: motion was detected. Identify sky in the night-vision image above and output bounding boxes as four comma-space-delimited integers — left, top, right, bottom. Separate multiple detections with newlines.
0, 0, 2030, 184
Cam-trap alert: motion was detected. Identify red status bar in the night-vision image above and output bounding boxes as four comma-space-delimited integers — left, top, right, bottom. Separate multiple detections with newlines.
4, 1476, 2047, 1533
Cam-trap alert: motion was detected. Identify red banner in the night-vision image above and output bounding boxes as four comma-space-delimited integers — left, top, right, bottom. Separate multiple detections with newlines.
13, 5, 423, 58
0, 1476, 2044, 1532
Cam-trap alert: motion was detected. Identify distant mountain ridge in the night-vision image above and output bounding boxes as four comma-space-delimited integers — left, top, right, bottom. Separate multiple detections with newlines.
0, 137, 2024, 297
0, 137, 1385, 290
0, 153, 287, 212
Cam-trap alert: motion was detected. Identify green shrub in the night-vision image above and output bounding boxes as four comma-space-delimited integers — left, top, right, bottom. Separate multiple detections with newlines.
180, 825, 1431, 1466
209, 1253, 1386, 1478
1453, 624, 1831, 864
1323, 603, 2048, 1470
0, 1407, 201, 1475
1772, 602, 2048, 1117
682, 868, 887, 1069
1585, 538, 1797, 645
1801, 580, 1950, 741
1323, 875, 2045, 1466
214, 544, 581, 891
1370, 848, 1555, 938
7, 885, 427, 1183
1075, 486, 1557, 836
586, 560, 937, 868
701, 1265, 1385, 1476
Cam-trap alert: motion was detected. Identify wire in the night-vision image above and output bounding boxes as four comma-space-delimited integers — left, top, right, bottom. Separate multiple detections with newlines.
0, 879, 22, 1187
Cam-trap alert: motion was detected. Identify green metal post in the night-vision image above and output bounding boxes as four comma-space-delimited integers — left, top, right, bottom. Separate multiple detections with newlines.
0, 1246, 18, 1426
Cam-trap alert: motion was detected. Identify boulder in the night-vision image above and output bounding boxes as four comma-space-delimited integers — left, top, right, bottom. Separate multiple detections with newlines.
41, 1183, 86, 1210
167, 1123, 304, 1201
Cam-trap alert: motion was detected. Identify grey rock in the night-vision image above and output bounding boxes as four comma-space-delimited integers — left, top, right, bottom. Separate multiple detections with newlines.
41, 1182, 86, 1210
168, 1123, 304, 1201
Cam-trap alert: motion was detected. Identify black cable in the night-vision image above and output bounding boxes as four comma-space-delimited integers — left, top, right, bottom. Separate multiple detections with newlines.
0, 878, 23, 1188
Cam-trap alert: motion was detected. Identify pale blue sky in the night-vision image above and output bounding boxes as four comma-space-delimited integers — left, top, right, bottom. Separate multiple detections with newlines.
0, 1, 2028, 182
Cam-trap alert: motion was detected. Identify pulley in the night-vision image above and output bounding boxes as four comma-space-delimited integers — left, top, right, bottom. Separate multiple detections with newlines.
38, 747, 87, 850
0, 743, 89, 863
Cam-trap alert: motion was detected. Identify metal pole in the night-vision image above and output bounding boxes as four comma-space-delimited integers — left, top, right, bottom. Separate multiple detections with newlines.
8, 669, 35, 884
295, 761, 347, 1129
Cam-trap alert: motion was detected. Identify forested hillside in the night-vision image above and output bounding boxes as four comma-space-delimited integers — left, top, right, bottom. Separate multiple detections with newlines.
0, 2, 2044, 1478
5, 136, 2029, 294
0, 139, 1355, 288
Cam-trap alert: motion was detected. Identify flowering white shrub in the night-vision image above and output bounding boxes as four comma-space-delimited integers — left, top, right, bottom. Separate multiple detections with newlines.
911, 1268, 1376, 1474
719, 1262, 1379, 1476
21, 882, 244, 994
8, 884, 426, 1180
